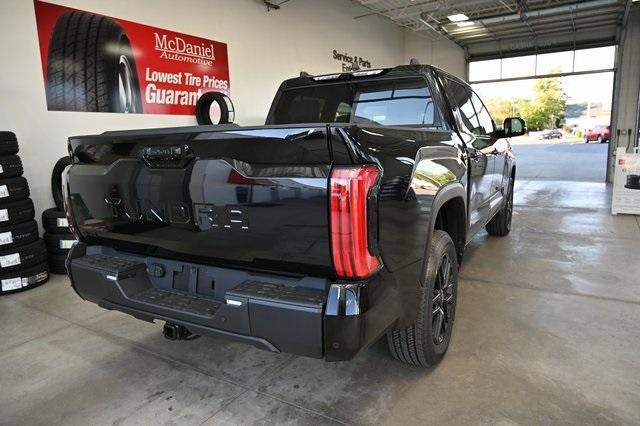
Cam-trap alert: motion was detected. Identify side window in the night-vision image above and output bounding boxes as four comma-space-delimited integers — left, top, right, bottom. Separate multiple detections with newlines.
470, 92, 495, 136
442, 78, 480, 134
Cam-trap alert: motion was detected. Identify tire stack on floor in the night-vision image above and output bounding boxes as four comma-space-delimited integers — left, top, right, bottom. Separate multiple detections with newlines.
0, 132, 49, 295
44, 157, 75, 275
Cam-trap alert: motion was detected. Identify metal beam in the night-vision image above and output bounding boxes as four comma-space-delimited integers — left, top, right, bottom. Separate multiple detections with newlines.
469, 67, 615, 84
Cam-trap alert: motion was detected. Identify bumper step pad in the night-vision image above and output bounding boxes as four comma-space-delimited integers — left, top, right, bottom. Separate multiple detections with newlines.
227, 280, 325, 308
72, 254, 145, 278
131, 288, 221, 318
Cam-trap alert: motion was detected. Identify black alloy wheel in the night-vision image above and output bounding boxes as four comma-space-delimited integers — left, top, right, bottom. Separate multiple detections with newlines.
386, 230, 459, 367
432, 252, 455, 345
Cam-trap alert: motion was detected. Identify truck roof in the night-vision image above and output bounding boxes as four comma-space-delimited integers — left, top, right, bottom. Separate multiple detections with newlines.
279, 64, 463, 89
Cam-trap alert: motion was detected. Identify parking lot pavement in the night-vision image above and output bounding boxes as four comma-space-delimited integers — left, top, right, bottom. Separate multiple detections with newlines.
511, 142, 608, 181
508, 133, 582, 145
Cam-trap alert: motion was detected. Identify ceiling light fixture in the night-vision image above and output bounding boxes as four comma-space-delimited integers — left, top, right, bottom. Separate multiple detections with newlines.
447, 13, 469, 22
456, 21, 475, 27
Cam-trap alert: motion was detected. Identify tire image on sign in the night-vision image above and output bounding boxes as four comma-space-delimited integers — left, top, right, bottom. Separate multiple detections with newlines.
46, 11, 143, 113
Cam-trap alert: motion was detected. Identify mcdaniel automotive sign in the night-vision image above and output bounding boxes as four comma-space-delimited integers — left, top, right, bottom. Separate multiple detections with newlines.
154, 33, 216, 66
34, 0, 230, 115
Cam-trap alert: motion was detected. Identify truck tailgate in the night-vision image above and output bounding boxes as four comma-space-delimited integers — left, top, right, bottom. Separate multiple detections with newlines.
66, 125, 334, 276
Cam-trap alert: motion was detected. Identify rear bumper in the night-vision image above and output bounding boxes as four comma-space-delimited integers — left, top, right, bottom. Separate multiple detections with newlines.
67, 243, 394, 361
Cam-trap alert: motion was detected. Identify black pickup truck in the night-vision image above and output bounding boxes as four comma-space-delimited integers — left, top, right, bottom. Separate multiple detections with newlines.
63, 65, 525, 367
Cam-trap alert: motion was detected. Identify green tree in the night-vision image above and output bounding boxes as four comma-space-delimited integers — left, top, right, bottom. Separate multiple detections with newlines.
484, 97, 526, 125
520, 75, 567, 130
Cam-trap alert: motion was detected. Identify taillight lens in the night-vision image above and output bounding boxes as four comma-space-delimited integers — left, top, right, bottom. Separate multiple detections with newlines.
330, 165, 381, 279
61, 164, 81, 240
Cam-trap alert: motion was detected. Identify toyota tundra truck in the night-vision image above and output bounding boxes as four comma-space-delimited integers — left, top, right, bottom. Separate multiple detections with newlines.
63, 65, 524, 367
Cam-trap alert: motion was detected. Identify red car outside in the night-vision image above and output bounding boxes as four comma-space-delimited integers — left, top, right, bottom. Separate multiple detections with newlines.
584, 125, 610, 143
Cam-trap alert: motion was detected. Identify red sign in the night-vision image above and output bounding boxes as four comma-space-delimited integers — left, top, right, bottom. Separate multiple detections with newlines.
34, 1, 230, 115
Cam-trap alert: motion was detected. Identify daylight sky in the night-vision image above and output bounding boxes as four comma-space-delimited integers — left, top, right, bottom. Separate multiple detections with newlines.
473, 72, 614, 109
469, 46, 616, 109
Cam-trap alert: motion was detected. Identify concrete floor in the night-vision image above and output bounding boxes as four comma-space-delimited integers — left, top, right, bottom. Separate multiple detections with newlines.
2, 178, 640, 424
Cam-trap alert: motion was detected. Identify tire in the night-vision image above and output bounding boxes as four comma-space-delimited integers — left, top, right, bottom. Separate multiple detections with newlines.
44, 232, 77, 255
0, 220, 38, 251
486, 175, 514, 236
42, 208, 70, 234
387, 230, 459, 367
0, 155, 23, 179
51, 156, 71, 210
48, 253, 68, 275
0, 132, 19, 156
46, 11, 142, 113
195, 92, 235, 125
597, 135, 604, 143
0, 239, 47, 273
0, 176, 29, 203
0, 261, 49, 295
0, 199, 35, 226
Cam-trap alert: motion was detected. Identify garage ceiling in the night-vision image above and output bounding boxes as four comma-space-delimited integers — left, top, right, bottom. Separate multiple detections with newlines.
353, 0, 631, 60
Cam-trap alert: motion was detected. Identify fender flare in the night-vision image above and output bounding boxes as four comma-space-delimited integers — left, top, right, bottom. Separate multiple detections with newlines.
424, 182, 467, 263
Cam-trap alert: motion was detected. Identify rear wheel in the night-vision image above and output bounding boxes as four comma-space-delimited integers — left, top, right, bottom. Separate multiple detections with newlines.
486, 176, 514, 236
387, 230, 459, 367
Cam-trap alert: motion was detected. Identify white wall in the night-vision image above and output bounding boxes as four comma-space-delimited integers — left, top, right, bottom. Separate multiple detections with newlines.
609, 7, 640, 180
404, 31, 466, 80
0, 0, 465, 222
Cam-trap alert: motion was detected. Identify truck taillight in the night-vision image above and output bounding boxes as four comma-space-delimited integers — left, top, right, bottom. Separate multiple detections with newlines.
61, 164, 80, 240
329, 165, 381, 279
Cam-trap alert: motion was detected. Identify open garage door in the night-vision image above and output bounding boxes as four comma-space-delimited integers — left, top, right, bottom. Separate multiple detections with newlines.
352, 0, 631, 182
469, 46, 616, 182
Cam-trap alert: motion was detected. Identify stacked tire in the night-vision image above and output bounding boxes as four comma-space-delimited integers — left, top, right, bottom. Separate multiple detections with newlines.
0, 132, 49, 295
44, 156, 75, 275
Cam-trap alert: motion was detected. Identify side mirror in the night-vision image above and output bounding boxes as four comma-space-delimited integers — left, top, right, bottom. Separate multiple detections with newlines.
503, 117, 527, 137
